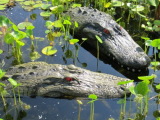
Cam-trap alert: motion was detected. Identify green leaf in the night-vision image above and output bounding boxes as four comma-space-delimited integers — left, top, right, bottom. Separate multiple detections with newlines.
40, 11, 52, 17
15, 39, 25, 46
117, 80, 134, 85
41, 4, 51, 10
141, 37, 150, 40
77, 100, 83, 105
75, 21, 78, 27
0, 0, 9, 4
45, 30, 50, 34
156, 84, 160, 89
112, 1, 124, 7
12, 24, 19, 31
72, 3, 81, 8
129, 86, 136, 95
4, 33, 14, 44
151, 39, 160, 47
14, 83, 22, 89
117, 99, 125, 104
53, 20, 63, 28
0, 49, 3, 54
131, 5, 144, 12
138, 76, 153, 81
45, 21, 53, 29
145, 40, 152, 46
135, 82, 149, 96
88, 94, 97, 100
63, 20, 71, 25
0, 82, 6, 87
17, 22, 33, 30
26, 25, 34, 30
146, 0, 159, 7
25, 29, 33, 37
151, 61, 160, 66
41, 46, 57, 56
8, 78, 18, 86
69, 39, 79, 44
154, 20, 160, 26
82, 38, 87, 41
0, 86, 4, 92
0, 70, 5, 79
0, 15, 9, 26
23, 0, 35, 5
95, 35, 103, 43
52, 32, 62, 37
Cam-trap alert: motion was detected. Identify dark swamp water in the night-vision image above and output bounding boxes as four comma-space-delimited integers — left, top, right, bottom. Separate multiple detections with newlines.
0, 1, 160, 120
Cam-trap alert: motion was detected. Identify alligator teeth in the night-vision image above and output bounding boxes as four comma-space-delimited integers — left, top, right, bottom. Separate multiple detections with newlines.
108, 54, 110, 56
138, 70, 141, 72
121, 65, 123, 67
132, 69, 135, 72
118, 62, 120, 64
113, 57, 115, 60
127, 67, 130, 70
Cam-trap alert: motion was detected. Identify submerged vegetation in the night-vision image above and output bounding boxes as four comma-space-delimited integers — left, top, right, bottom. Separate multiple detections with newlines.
0, 0, 160, 119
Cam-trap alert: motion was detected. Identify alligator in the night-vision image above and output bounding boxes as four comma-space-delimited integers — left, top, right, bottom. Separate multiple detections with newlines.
63, 7, 151, 72
1, 62, 134, 98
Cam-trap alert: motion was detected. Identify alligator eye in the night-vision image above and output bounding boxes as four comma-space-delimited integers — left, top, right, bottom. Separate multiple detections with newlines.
65, 77, 73, 81
104, 29, 109, 34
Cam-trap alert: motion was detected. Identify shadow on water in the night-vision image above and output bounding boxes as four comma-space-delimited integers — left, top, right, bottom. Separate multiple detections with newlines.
80, 41, 149, 81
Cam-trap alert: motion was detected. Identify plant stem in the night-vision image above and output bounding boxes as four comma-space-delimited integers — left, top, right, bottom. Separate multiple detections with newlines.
0, 92, 6, 106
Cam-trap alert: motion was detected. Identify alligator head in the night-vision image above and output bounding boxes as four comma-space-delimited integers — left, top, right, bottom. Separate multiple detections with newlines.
63, 7, 151, 71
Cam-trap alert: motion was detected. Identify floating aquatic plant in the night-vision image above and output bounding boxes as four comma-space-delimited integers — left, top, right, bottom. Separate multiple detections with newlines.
41, 46, 57, 56
87, 94, 98, 120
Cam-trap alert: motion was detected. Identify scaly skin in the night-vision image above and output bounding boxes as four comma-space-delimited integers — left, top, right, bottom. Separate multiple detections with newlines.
1, 62, 134, 98
63, 7, 151, 71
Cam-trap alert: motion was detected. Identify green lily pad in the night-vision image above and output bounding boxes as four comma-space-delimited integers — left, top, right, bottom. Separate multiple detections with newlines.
88, 94, 97, 100
15, 0, 25, 1
23, 0, 35, 5
30, 51, 41, 61
138, 76, 153, 81
0, 5, 6, 10
41, 4, 51, 10
36, 1, 43, 3
17, 22, 33, 30
0, 0, 9, 4
52, 32, 62, 37
40, 11, 52, 17
33, 3, 44, 8
112, 1, 124, 7
42, 46, 57, 55
69, 39, 79, 44
50, 6, 58, 13
131, 5, 144, 12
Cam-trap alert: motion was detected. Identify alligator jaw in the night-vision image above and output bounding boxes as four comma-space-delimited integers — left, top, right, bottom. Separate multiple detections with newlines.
101, 33, 151, 70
